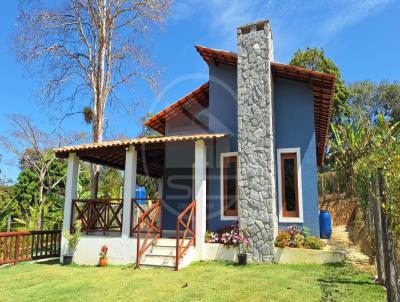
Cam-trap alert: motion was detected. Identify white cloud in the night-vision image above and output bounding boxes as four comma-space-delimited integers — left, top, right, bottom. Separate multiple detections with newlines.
171, 0, 394, 58
318, 0, 394, 38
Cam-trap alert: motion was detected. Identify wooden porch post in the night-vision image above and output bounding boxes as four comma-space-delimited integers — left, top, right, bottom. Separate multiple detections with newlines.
61, 153, 80, 262
122, 145, 137, 238
195, 140, 207, 260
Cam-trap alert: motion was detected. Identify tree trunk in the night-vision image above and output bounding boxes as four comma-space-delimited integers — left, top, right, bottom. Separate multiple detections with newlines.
90, 1, 107, 200
378, 169, 399, 302
371, 174, 386, 286
38, 177, 45, 231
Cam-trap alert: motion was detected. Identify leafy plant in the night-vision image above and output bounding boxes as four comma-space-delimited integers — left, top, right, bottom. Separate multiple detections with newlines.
275, 231, 291, 248
99, 245, 108, 258
303, 236, 325, 250
63, 220, 82, 255
238, 237, 252, 255
275, 225, 325, 250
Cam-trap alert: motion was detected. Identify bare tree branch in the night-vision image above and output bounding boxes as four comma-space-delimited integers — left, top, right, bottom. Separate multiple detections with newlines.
13, 0, 171, 197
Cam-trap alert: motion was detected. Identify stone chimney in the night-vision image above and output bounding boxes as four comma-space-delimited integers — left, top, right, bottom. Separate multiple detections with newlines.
237, 20, 277, 262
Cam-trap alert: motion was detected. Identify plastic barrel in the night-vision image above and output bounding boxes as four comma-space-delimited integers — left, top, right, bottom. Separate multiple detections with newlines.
319, 210, 332, 239
135, 186, 147, 205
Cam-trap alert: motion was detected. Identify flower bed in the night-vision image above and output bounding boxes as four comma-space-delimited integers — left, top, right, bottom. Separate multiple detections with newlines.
205, 222, 251, 263
275, 225, 325, 250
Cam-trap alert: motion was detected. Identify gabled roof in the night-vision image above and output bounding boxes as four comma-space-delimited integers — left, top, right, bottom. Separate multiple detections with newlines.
144, 82, 209, 134
195, 45, 335, 165
195, 45, 237, 67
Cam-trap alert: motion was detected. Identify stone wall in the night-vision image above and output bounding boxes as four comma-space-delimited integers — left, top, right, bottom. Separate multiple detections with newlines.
237, 20, 277, 262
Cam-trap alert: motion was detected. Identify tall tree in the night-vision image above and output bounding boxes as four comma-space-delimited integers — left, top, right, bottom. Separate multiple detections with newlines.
290, 48, 350, 122
350, 80, 400, 123
0, 115, 84, 229
13, 0, 171, 198
329, 114, 372, 197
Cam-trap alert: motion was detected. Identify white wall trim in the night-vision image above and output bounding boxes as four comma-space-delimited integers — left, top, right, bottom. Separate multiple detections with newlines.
277, 147, 304, 223
220, 152, 239, 221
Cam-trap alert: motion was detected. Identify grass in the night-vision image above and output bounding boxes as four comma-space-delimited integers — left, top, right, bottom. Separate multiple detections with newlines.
0, 260, 385, 302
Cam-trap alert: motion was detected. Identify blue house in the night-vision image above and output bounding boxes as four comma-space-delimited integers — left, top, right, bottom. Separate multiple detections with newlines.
55, 20, 335, 268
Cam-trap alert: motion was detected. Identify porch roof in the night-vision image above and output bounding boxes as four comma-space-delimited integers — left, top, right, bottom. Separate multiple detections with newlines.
54, 133, 228, 178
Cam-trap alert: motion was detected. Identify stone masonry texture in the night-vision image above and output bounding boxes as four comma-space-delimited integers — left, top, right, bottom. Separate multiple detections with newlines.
237, 20, 277, 262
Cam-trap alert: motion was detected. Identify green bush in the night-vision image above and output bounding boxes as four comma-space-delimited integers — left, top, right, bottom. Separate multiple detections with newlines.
303, 235, 325, 250
275, 231, 291, 248
274, 225, 325, 250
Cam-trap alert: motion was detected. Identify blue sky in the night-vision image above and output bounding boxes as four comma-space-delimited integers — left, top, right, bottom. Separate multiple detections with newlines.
1, 0, 399, 181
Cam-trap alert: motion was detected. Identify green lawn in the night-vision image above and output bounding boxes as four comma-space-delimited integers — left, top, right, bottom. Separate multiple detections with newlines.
0, 260, 385, 302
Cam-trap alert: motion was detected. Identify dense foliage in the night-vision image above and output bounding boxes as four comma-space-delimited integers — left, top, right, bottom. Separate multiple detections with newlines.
290, 47, 351, 122
350, 80, 400, 122
330, 111, 400, 236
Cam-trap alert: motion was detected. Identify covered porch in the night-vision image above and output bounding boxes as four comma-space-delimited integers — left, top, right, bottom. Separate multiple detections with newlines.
55, 133, 228, 268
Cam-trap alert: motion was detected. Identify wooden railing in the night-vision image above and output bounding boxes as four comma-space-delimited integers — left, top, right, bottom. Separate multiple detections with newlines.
0, 230, 61, 265
130, 198, 163, 237
135, 201, 162, 269
71, 199, 123, 235
175, 200, 196, 271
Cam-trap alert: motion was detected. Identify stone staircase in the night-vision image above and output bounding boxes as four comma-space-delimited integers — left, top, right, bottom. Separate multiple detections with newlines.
140, 238, 195, 269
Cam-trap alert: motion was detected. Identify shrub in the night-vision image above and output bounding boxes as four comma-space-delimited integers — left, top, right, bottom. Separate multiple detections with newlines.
274, 225, 325, 250
275, 231, 291, 248
303, 236, 325, 250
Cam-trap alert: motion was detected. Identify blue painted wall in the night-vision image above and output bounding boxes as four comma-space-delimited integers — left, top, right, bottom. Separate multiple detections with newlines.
161, 69, 320, 235
161, 63, 238, 232
274, 78, 320, 235
207, 63, 238, 231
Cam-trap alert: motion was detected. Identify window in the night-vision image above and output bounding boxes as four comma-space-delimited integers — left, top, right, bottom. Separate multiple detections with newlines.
220, 153, 238, 219
277, 148, 303, 223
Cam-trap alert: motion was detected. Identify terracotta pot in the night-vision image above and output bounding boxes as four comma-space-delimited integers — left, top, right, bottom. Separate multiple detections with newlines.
99, 257, 107, 267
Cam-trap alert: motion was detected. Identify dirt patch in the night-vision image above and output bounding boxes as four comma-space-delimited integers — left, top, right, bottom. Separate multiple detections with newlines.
351, 208, 375, 258
319, 194, 357, 226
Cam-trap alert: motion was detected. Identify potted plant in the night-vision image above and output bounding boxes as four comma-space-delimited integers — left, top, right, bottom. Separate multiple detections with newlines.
99, 245, 108, 267
238, 236, 251, 265
62, 220, 82, 265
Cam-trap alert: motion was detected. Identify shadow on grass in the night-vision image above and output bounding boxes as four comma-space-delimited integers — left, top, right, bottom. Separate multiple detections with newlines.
34, 258, 61, 265
317, 278, 380, 286
319, 263, 381, 301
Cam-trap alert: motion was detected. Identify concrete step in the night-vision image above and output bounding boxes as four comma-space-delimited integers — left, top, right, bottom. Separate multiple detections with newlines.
140, 263, 175, 270
141, 255, 175, 267
138, 238, 195, 270
149, 246, 176, 256
154, 238, 191, 247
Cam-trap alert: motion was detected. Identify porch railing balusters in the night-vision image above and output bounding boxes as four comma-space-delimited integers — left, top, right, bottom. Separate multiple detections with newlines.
175, 200, 196, 271
0, 230, 61, 265
71, 199, 123, 234
135, 201, 162, 269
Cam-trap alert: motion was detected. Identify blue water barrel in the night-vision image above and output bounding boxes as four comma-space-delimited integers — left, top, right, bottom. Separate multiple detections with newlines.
319, 210, 332, 239
136, 186, 147, 204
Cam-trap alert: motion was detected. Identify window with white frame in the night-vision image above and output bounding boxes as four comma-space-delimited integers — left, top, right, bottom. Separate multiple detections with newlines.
277, 148, 303, 223
220, 152, 238, 219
